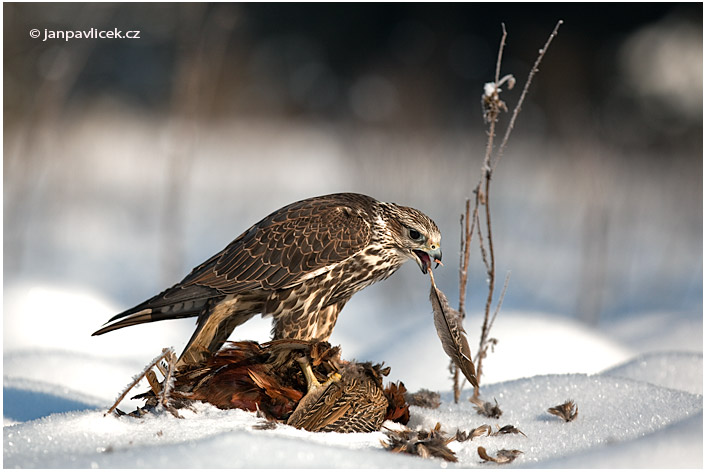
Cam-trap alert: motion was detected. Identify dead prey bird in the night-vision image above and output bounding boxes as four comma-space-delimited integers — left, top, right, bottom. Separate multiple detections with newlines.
115, 340, 411, 433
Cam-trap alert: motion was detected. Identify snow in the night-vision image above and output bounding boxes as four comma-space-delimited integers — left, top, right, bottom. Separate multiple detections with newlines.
601, 351, 703, 396
3, 284, 703, 468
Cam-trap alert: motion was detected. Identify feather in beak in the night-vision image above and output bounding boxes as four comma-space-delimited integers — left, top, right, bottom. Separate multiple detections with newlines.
428, 268, 478, 388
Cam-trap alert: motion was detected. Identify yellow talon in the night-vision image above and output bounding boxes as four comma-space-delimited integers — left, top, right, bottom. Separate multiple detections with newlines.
297, 358, 341, 393
323, 372, 342, 387
297, 358, 321, 392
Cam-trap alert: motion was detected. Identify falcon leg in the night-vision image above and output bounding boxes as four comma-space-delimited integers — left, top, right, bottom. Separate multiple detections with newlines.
296, 357, 341, 393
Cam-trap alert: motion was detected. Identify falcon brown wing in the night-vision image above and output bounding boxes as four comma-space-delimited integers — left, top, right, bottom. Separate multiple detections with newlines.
93, 194, 375, 336
182, 193, 374, 293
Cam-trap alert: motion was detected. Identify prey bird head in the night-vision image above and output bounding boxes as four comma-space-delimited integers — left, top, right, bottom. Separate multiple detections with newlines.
381, 202, 442, 274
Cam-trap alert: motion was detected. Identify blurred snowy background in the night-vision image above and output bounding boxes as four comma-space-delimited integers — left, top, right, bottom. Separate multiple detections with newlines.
4, 3, 702, 409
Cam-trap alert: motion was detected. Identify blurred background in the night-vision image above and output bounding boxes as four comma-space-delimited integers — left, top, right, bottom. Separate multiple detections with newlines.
4, 4, 702, 370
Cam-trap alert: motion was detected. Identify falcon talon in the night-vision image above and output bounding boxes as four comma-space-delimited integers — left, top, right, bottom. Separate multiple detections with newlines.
323, 371, 342, 387
296, 357, 324, 392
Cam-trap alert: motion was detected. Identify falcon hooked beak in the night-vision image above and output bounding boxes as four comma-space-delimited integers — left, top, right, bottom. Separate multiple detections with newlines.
413, 245, 442, 275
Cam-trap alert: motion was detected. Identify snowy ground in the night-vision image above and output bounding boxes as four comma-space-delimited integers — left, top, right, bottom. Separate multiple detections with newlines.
3, 284, 702, 468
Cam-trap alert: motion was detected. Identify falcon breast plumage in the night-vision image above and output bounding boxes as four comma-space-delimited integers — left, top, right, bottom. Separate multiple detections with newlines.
93, 193, 442, 369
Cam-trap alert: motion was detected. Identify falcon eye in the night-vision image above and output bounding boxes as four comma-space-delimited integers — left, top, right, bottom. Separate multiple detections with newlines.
408, 228, 423, 241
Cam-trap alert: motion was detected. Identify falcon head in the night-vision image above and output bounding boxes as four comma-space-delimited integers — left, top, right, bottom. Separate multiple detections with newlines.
381, 203, 442, 274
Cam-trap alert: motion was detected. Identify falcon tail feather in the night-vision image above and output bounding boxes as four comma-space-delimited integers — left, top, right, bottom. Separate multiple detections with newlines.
91, 284, 218, 336
91, 307, 198, 336
428, 270, 479, 388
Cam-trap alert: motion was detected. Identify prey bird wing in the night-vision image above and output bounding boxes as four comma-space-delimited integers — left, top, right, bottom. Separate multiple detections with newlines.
428, 269, 478, 388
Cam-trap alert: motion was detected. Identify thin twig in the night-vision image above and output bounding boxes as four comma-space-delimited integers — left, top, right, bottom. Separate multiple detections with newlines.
493, 19, 563, 173
458, 197, 481, 315
458, 199, 472, 316
487, 272, 511, 336
453, 204, 472, 403
470, 21, 562, 400
494, 24, 508, 100
467, 23, 507, 400
455, 197, 478, 402
475, 208, 489, 272
483, 175, 496, 292
106, 348, 173, 416
159, 350, 177, 408
481, 22, 507, 174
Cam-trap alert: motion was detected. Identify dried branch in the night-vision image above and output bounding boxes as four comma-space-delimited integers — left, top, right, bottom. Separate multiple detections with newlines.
451, 20, 562, 402
470, 23, 511, 401
106, 347, 176, 416
494, 19, 564, 173
458, 198, 474, 315
158, 349, 178, 409
451, 21, 562, 402
487, 271, 511, 343
453, 194, 483, 402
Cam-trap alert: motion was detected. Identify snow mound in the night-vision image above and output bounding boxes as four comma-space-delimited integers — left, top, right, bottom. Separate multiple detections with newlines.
601, 351, 703, 395
3, 377, 105, 425
532, 410, 703, 468
3, 285, 702, 468
3, 404, 414, 469
4, 366, 702, 468
604, 311, 703, 354
4, 350, 149, 413
415, 373, 702, 467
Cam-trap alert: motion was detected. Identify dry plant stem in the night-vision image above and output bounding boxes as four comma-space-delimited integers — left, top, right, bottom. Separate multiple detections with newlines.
488, 272, 511, 335
470, 21, 562, 400
453, 191, 483, 403
476, 272, 511, 391
494, 24, 507, 85
451, 361, 461, 404
458, 199, 473, 315
453, 199, 474, 403
493, 19, 563, 173
159, 350, 177, 408
106, 348, 173, 416
470, 25, 505, 400
454, 68, 499, 402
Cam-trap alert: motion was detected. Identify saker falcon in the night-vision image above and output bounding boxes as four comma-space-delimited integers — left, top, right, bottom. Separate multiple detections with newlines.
93, 193, 442, 369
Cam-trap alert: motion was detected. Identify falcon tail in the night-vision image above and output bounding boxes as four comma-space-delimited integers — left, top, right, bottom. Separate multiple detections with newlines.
91, 306, 200, 336
91, 284, 217, 336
